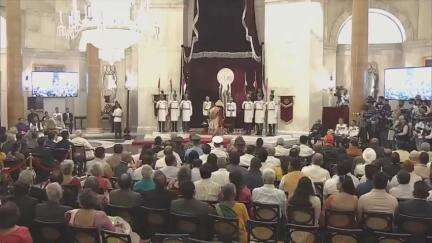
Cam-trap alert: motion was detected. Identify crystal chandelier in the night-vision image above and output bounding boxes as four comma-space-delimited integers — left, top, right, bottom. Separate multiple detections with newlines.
57, 0, 155, 64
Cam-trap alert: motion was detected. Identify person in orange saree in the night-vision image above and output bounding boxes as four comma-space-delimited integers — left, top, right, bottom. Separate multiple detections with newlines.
209, 100, 224, 135
215, 183, 249, 243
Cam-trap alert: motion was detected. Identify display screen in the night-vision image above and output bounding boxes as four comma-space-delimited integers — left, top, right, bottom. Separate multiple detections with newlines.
31, 72, 79, 97
384, 67, 432, 100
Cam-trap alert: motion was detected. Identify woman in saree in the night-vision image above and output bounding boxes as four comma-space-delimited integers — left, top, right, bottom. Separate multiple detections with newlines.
208, 100, 225, 135
215, 183, 249, 243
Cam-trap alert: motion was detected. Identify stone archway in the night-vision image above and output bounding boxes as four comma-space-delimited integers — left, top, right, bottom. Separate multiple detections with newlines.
328, 2, 415, 45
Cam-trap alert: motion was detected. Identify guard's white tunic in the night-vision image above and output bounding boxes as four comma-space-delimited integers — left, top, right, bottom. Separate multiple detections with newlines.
169, 101, 180, 121
203, 101, 212, 116
226, 102, 237, 118
267, 101, 278, 125
180, 100, 193, 122
254, 100, 266, 124
156, 100, 168, 122
242, 101, 254, 123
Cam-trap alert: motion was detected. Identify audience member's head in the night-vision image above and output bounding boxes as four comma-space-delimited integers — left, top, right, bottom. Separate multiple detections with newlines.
233, 136, 246, 152
391, 152, 400, 165
179, 181, 195, 199
141, 165, 153, 180
83, 176, 101, 194
200, 163, 212, 179
290, 158, 302, 171
289, 177, 314, 206
256, 138, 264, 148
165, 154, 176, 166
364, 164, 379, 181
409, 150, 419, 163
192, 158, 202, 168
373, 172, 388, 190
413, 181, 429, 199
140, 149, 153, 165
0, 201, 20, 230
289, 147, 300, 157
419, 142, 431, 152
262, 168, 275, 185
206, 153, 218, 169
338, 175, 356, 195
187, 150, 199, 164
212, 136, 223, 148
245, 145, 255, 155
419, 152, 429, 165
396, 170, 410, 185
256, 148, 268, 163
202, 144, 211, 155
12, 181, 29, 197
163, 146, 174, 156
362, 148, 377, 164
401, 160, 415, 172
60, 130, 69, 140
177, 166, 192, 183
113, 144, 124, 154
267, 147, 276, 157
89, 163, 103, 177
229, 170, 244, 193
276, 138, 285, 146
153, 170, 167, 189
94, 147, 105, 159
299, 135, 308, 145
118, 173, 133, 190
45, 182, 63, 203
336, 160, 352, 176
229, 151, 241, 165
250, 157, 262, 171
221, 183, 236, 202
121, 152, 133, 164
75, 130, 83, 138
311, 153, 324, 166
37, 137, 45, 147
18, 168, 35, 186
78, 188, 99, 209
154, 136, 163, 146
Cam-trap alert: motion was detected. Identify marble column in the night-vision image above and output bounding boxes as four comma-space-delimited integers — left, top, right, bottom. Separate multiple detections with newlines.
350, 0, 369, 117
6, 0, 24, 127
86, 44, 102, 132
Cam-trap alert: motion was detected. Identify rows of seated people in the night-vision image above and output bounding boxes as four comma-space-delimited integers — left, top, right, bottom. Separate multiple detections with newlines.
0, 133, 432, 242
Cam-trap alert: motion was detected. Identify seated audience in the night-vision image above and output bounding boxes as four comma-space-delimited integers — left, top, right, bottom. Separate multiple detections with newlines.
9, 181, 38, 227
86, 147, 113, 178
35, 182, 72, 222
355, 148, 376, 177
389, 160, 422, 188
67, 189, 115, 231
275, 138, 290, 157
398, 181, 432, 217
155, 146, 181, 169
0, 201, 33, 243
185, 134, 203, 158
150, 136, 164, 155
261, 147, 281, 171
324, 160, 359, 197
110, 174, 142, 207
83, 176, 108, 208
346, 139, 362, 158
301, 153, 330, 183
191, 158, 202, 182
168, 166, 192, 196
160, 154, 180, 179
205, 153, 219, 173
325, 175, 358, 212
239, 145, 255, 167
215, 183, 249, 243
170, 181, 215, 240
133, 165, 155, 193
114, 152, 134, 179
199, 143, 211, 162
279, 158, 304, 197
18, 168, 46, 202
229, 170, 251, 204
414, 151, 429, 179
106, 144, 123, 170
252, 169, 286, 215
71, 130, 94, 159
389, 170, 413, 199
55, 130, 73, 150
31, 137, 55, 166
210, 157, 230, 186
289, 177, 321, 225
185, 150, 199, 165
211, 136, 228, 159
227, 151, 247, 175
358, 172, 398, 219
89, 164, 111, 192
23, 126, 39, 150
141, 171, 174, 209
357, 164, 379, 196
132, 149, 153, 180
60, 160, 82, 192
243, 157, 264, 191
298, 135, 314, 157
194, 164, 221, 201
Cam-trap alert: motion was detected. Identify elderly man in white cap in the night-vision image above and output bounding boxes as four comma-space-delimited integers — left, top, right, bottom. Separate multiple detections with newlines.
355, 148, 376, 177
210, 136, 228, 159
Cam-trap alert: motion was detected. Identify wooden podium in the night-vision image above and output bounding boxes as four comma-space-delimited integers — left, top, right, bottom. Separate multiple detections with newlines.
322, 106, 350, 132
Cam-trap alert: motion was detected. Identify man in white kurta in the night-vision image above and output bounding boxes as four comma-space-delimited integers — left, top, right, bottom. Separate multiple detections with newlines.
202, 96, 212, 124
180, 93, 193, 132
242, 95, 254, 135
156, 95, 168, 132
169, 94, 180, 132
254, 94, 266, 135
53, 107, 65, 129
267, 95, 278, 136
225, 97, 237, 133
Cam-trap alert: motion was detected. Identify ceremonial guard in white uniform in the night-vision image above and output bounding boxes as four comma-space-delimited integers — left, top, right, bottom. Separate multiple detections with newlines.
254, 93, 266, 135
242, 95, 254, 135
156, 94, 168, 132
266, 94, 278, 136
202, 96, 212, 124
169, 93, 180, 132
180, 93, 193, 132
225, 97, 237, 133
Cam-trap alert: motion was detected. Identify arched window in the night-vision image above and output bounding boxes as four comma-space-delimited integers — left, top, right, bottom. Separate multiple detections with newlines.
337, 9, 406, 45
0, 16, 6, 48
